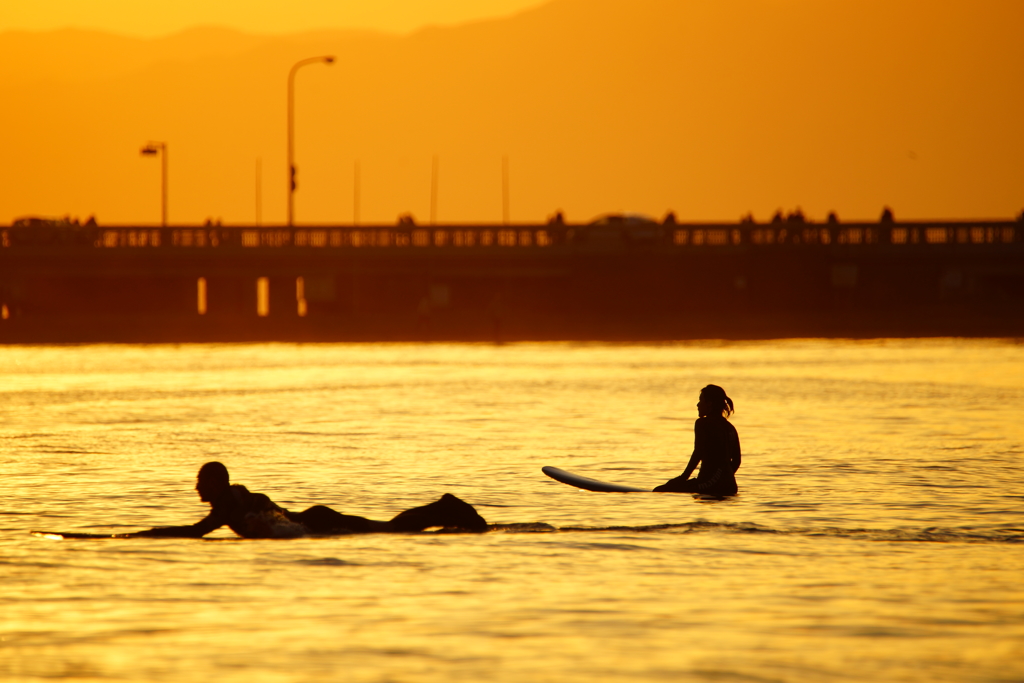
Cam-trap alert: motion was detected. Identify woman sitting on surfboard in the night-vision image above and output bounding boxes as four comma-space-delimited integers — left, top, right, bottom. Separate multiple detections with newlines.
654, 385, 741, 496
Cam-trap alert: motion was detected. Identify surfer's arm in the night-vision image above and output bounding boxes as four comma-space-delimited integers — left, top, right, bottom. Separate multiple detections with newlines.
679, 418, 710, 480
729, 427, 742, 473
657, 419, 708, 488
135, 511, 225, 538
678, 452, 701, 481
653, 452, 701, 491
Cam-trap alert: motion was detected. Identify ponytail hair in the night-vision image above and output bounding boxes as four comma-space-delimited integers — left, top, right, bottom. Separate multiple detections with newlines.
700, 384, 734, 417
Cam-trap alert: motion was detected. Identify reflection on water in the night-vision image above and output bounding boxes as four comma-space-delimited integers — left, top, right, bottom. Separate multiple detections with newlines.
1, 340, 1023, 682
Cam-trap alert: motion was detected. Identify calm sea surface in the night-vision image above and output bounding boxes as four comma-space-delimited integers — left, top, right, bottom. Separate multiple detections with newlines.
2, 340, 1023, 682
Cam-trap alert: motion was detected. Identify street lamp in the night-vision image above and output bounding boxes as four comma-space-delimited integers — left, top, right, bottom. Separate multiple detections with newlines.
287, 55, 335, 227
140, 141, 167, 227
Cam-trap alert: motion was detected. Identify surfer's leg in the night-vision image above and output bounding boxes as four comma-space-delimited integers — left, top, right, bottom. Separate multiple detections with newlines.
389, 493, 488, 532
704, 476, 738, 497
696, 471, 737, 497
293, 505, 377, 533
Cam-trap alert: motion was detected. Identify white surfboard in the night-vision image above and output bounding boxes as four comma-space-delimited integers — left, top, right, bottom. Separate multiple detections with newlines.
542, 466, 651, 492
31, 530, 138, 539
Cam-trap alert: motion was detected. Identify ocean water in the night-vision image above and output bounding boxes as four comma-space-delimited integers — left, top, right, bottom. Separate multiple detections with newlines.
1, 340, 1023, 682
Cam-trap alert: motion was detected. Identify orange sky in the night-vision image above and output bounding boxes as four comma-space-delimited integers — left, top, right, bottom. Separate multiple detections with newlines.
1, 0, 1022, 226
0, 1, 547, 36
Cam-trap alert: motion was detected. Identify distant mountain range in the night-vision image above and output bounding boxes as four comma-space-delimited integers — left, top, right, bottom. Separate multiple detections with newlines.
1, 0, 1022, 225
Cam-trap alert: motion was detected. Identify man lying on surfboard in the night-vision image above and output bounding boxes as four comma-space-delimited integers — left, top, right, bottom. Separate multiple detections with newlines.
134, 462, 488, 538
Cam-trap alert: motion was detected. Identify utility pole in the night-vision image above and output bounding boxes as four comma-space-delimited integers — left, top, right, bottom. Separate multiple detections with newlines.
287, 55, 335, 226
430, 155, 439, 225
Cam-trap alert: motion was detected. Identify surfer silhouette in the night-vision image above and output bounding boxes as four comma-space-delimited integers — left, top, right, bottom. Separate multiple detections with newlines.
136, 462, 488, 538
654, 385, 741, 496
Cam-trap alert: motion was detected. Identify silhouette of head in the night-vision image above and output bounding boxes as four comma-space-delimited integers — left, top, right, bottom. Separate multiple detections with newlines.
697, 384, 734, 418
196, 461, 230, 502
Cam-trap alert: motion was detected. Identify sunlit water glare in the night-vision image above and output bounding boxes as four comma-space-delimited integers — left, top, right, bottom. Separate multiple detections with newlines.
2, 340, 1023, 682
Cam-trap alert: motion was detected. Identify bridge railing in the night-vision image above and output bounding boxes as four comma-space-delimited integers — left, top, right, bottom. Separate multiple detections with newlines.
2, 220, 1022, 251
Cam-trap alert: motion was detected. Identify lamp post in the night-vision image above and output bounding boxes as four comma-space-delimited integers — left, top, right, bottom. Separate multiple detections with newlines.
140, 141, 167, 227
288, 55, 335, 227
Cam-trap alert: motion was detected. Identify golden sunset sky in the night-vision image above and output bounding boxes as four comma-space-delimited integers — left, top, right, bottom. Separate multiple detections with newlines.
0, 0, 547, 36
1, 0, 1022, 226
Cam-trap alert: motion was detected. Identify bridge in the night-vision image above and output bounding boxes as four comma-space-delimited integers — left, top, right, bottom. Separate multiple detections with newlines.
2, 218, 1022, 342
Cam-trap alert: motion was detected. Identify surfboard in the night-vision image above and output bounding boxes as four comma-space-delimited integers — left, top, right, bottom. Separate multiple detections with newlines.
542, 466, 651, 492
31, 531, 138, 539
